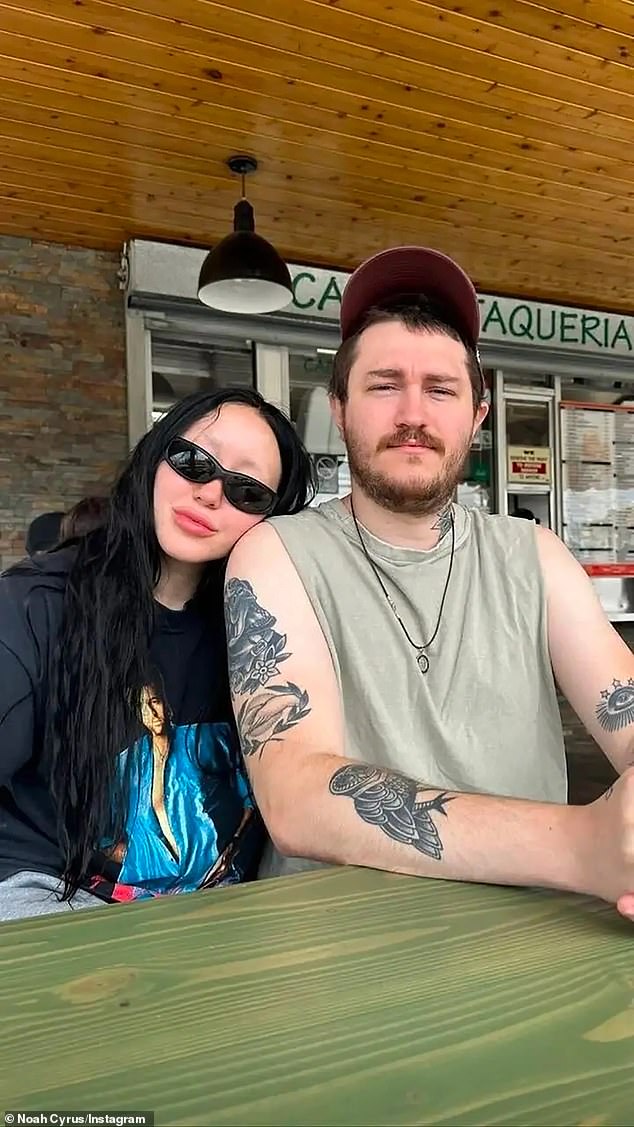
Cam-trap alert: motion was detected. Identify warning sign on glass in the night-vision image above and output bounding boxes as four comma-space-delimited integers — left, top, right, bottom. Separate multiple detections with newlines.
508, 445, 551, 484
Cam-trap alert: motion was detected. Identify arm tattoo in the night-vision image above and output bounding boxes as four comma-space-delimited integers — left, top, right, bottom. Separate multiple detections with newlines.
329, 764, 453, 861
225, 577, 311, 759
595, 678, 634, 733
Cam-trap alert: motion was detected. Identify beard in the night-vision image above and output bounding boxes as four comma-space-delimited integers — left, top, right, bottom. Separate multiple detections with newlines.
343, 421, 473, 516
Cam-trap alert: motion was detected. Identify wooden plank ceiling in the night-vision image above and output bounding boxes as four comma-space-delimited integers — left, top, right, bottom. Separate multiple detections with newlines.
0, 0, 634, 310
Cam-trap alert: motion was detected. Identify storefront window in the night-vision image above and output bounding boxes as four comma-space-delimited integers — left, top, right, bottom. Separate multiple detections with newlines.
503, 371, 554, 390
560, 376, 634, 566
458, 379, 494, 513
151, 338, 254, 422
289, 348, 350, 502
507, 398, 552, 524
506, 400, 550, 448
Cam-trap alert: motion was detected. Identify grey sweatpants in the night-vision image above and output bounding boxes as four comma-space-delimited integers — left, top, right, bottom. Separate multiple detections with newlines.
0, 871, 104, 922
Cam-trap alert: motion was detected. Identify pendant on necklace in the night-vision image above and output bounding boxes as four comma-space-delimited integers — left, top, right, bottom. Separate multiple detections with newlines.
416, 651, 430, 674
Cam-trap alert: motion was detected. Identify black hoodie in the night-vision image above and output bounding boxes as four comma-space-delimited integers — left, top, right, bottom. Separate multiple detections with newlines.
0, 549, 70, 880
0, 550, 263, 901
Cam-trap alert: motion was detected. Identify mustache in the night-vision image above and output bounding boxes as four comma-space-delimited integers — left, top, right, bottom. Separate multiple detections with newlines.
378, 427, 444, 454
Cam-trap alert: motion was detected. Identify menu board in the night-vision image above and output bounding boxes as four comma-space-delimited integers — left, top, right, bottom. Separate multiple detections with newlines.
561, 404, 634, 566
614, 410, 634, 560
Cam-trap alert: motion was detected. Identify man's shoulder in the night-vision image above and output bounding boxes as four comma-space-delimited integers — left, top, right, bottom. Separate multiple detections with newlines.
470, 511, 570, 559
462, 509, 549, 576
467, 508, 540, 541
236, 501, 338, 552
227, 513, 307, 574
270, 497, 340, 531
227, 502, 343, 586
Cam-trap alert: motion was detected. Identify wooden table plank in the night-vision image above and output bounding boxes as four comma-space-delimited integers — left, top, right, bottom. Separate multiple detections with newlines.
0, 868, 631, 1126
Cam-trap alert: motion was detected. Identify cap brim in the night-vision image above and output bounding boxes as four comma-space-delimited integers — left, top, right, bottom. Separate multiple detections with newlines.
340, 246, 480, 344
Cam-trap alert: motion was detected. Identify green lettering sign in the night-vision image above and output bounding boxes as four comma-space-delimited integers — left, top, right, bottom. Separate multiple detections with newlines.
559, 312, 579, 344
287, 267, 634, 356
292, 271, 317, 310
509, 304, 534, 341
482, 300, 507, 335
535, 309, 556, 342
318, 276, 343, 311
610, 319, 633, 350
581, 314, 602, 347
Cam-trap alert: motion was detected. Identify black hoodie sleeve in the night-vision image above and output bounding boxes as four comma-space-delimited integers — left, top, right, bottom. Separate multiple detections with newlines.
0, 570, 59, 787
0, 635, 35, 786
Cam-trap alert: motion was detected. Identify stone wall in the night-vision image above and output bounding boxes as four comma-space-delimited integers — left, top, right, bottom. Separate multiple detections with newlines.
0, 236, 127, 568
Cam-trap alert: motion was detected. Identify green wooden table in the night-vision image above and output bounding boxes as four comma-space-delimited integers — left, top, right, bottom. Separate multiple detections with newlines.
0, 867, 632, 1126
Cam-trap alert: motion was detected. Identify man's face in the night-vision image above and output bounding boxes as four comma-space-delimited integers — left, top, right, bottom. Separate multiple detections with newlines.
141, 693, 167, 737
331, 321, 488, 515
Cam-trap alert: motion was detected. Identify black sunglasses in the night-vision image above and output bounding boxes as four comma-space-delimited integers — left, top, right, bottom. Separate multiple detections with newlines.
165, 437, 278, 516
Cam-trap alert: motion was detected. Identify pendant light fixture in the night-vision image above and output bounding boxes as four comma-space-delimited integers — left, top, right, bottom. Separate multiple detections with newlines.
197, 155, 293, 314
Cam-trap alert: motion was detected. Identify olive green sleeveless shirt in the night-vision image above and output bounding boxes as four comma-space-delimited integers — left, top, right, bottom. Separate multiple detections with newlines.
260, 499, 567, 878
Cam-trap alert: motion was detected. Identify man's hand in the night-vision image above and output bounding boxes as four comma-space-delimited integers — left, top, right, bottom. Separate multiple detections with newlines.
583, 766, 634, 918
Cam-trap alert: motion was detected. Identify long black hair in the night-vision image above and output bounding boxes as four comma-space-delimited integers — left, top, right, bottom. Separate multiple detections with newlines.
49, 387, 314, 898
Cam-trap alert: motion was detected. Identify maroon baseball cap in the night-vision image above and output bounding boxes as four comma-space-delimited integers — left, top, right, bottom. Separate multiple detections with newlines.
340, 245, 480, 345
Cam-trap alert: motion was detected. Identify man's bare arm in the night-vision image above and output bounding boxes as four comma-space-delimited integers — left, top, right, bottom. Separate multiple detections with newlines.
225, 523, 634, 918
537, 526, 634, 774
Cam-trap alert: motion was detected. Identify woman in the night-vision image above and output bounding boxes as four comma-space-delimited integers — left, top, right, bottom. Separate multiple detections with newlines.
0, 388, 314, 920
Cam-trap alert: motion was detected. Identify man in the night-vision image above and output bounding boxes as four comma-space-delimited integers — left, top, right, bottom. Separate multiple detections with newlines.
225, 245, 634, 921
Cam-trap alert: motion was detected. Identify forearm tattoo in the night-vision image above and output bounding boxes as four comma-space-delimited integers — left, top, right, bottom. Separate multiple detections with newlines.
329, 764, 453, 861
225, 578, 311, 759
595, 678, 634, 733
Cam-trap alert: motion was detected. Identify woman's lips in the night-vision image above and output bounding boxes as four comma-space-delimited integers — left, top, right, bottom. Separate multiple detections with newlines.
172, 509, 217, 537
